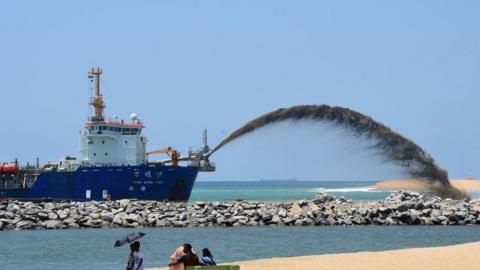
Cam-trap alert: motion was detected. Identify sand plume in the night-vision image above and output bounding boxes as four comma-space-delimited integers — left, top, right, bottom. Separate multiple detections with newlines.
209, 105, 465, 199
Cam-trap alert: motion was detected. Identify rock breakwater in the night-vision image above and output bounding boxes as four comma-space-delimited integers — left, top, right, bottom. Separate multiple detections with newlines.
1, 191, 480, 231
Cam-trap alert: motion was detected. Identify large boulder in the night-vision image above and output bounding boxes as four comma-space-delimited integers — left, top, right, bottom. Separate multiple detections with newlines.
45, 220, 62, 229
313, 191, 334, 205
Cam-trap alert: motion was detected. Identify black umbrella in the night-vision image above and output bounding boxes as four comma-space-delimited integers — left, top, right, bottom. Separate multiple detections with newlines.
114, 232, 146, 247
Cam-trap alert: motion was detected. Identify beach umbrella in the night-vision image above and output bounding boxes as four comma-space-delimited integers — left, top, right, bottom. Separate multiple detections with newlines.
114, 232, 146, 247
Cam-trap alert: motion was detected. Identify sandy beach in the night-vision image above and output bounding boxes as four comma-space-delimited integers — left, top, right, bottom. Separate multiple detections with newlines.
371, 179, 480, 192
148, 241, 480, 270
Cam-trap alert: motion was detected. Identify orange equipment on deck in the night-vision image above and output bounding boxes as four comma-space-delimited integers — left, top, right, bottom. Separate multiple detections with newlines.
146, 147, 180, 166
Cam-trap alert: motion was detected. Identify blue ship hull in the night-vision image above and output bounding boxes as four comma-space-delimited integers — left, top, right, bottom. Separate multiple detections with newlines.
0, 164, 199, 201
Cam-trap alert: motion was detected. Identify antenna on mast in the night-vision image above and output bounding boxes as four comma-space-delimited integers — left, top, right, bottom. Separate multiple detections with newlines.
88, 67, 105, 121
202, 129, 210, 153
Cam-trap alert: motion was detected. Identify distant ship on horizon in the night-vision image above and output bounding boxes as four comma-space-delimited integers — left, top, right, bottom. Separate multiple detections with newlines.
259, 178, 299, 182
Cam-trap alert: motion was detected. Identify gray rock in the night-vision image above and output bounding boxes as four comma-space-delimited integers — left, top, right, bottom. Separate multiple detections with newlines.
47, 212, 58, 220
23, 207, 37, 216
37, 212, 48, 220
45, 220, 62, 229
271, 215, 281, 224
352, 216, 365, 225
385, 217, 396, 225
313, 191, 334, 204
1, 211, 15, 219
373, 217, 385, 225
260, 211, 273, 222
56, 210, 68, 220
67, 223, 80, 228
278, 208, 287, 218
100, 212, 114, 222
22, 215, 39, 223
377, 207, 391, 216
15, 221, 35, 230
395, 202, 414, 212
243, 204, 257, 210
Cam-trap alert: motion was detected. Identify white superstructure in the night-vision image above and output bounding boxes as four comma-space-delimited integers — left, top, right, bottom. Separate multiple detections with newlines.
78, 68, 148, 166
79, 118, 147, 166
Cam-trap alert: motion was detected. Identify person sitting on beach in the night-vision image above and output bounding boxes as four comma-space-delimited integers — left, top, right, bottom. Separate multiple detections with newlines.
132, 241, 144, 270
168, 243, 200, 270
200, 248, 216, 266
169, 246, 186, 270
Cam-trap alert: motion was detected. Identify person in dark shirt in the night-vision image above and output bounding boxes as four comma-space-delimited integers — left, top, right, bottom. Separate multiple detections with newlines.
168, 243, 200, 270
126, 243, 135, 270
200, 248, 216, 266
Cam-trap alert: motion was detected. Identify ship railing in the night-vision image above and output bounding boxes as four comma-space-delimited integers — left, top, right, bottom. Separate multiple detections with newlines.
199, 161, 216, 172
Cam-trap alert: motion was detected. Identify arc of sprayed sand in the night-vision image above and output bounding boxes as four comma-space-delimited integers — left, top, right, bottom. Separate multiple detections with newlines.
208, 105, 465, 199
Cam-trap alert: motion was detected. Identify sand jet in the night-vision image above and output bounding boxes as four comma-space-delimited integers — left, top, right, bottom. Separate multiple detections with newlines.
209, 105, 465, 199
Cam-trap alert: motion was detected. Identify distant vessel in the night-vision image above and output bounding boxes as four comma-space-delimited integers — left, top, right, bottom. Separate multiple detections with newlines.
0, 68, 215, 201
259, 178, 299, 182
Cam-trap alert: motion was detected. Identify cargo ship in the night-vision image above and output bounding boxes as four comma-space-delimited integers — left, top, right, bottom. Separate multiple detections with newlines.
0, 68, 215, 201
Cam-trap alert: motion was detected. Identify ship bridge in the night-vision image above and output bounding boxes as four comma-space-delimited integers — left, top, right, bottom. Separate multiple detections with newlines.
79, 68, 147, 166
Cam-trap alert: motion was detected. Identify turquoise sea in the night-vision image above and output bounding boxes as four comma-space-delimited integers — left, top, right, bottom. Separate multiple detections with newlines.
2, 180, 480, 270
189, 181, 384, 201
190, 181, 480, 201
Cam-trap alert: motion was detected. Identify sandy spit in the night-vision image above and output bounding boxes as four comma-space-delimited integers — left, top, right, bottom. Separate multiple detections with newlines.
371, 179, 480, 192
148, 241, 480, 270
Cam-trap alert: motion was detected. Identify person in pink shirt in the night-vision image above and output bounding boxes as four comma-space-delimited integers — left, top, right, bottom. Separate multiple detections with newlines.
169, 246, 185, 270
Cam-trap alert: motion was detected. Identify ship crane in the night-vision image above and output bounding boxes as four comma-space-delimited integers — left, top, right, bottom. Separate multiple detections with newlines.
146, 147, 180, 166
146, 130, 215, 171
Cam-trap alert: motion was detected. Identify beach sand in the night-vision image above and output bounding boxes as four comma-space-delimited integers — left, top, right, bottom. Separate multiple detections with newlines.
148, 241, 480, 270
371, 179, 480, 192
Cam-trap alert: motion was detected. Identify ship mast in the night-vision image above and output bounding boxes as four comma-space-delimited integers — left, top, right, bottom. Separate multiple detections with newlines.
88, 67, 105, 121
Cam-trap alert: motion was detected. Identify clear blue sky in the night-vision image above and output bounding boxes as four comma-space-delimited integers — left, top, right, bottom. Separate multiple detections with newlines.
0, 1, 478, 180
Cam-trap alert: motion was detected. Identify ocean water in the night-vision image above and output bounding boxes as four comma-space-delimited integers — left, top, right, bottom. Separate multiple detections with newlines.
190, 181, 480, 201
1, 226, 480, 270
190, 181, 395, 202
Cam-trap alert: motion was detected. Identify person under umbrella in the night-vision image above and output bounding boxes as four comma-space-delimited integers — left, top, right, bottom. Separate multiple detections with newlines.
126, 243, 135, 270
114, 232, 146, 270
132, 241, 144, 270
